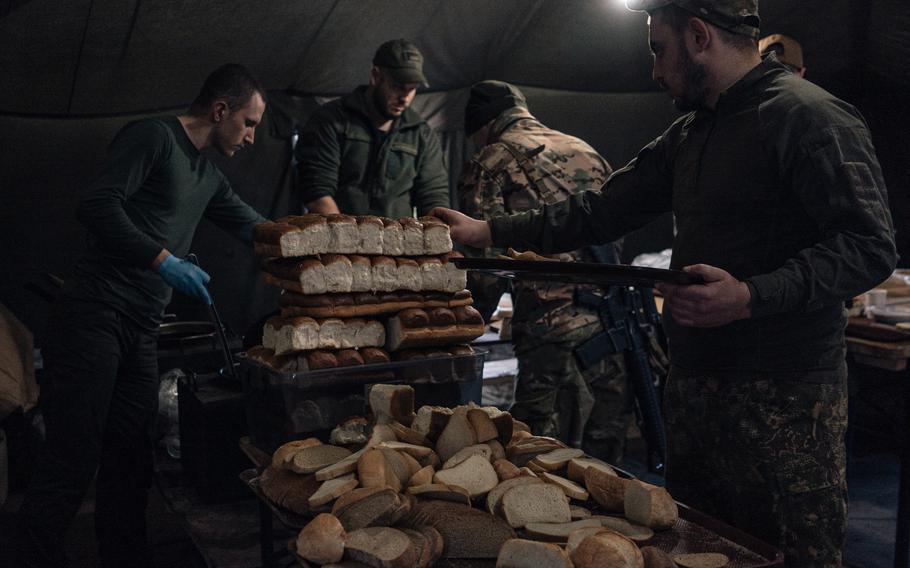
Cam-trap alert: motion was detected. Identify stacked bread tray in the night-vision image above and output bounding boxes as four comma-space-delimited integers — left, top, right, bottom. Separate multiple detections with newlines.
244, 214, 488, 452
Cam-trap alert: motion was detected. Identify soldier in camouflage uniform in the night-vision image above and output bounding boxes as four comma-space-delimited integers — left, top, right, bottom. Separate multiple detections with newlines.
433, 2, 898, 564
457, 81, 634, 462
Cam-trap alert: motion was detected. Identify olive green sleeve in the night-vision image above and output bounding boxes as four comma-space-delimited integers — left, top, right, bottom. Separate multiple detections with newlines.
295, 108, 342, 205
411, 126, 451, 215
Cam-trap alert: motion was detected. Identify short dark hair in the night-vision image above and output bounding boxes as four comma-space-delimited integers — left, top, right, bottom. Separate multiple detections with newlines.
188, 64, 265, 116
653, 4, 757, 52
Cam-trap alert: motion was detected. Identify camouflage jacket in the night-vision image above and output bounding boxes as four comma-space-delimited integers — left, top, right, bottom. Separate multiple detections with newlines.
457, 107, 613, 345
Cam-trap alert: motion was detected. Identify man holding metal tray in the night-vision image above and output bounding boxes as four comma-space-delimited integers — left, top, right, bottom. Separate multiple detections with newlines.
433, 1, 897, 565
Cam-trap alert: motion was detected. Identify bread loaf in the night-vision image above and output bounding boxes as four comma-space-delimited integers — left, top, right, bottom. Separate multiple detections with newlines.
344, 527, 417, 568
296, 513, 346, 565
495, 538, 573, 568
380, 218, 405, 256
416, 257, 446, 291
395, 257, 422, 292
442, 251, 468, 292
356, 216, 384, 254
419, 216, 453, 255
369, 384, 416, 426
262, 317, 385, 354
401, 500, 516, 559
570, 529, 644, 568
584, 466, 631, 512
385, 307, 485, 351
399, 217, 424, 256
624, 480, 679, 531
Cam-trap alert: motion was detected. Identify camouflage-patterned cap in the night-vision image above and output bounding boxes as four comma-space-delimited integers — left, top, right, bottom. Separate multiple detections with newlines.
464, 80, 528, 135
373, 39, 428, 86
625, 0, 761, 39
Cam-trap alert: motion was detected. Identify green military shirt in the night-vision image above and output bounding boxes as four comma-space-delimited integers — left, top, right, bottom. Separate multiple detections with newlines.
67, 116, 265, 329
490, 55, 897, 378
458, 107, 612, 345
296, 86, 450, 218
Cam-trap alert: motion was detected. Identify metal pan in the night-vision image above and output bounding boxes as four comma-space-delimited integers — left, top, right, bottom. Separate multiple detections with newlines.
452, 257, 703, 287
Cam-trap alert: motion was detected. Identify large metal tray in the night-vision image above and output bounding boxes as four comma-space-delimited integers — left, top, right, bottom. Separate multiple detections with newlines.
241, 467, 783, 567
452, 257, 703, 287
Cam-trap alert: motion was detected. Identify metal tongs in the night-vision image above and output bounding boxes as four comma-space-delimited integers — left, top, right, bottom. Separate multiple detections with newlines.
187, 253, 237, 380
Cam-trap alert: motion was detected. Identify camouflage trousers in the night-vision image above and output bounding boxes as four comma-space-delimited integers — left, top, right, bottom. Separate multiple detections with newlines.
509, 328, 634, 463
663, 366, 848, 568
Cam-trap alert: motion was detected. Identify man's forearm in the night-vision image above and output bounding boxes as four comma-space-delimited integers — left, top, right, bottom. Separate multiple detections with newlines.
306, 196, 341, 215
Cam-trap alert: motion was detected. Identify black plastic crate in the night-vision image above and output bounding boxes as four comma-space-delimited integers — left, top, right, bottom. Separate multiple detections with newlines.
240, 350, 486, 453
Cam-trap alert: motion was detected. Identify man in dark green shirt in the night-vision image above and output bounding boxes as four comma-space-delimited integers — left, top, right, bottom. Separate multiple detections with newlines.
295, 39, 450, 218
433, 2, 897, 565
18, 64, 267, 568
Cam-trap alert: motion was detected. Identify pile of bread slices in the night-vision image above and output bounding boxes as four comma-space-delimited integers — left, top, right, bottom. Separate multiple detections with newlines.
257, 384, 731, 568
249, 214, 485, 372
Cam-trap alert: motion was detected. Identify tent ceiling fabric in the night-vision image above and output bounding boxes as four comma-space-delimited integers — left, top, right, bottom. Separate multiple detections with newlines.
1, 0, 905, 116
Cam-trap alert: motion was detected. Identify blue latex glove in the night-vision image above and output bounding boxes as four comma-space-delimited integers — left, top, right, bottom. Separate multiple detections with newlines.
157, 255, 213, 304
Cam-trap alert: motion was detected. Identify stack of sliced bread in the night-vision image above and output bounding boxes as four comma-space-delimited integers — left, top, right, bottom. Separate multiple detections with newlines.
258, 384, 725, 568
249, 214, 484, 372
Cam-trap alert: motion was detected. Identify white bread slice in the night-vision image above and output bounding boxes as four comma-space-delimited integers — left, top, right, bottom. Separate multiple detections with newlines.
334, 488, 407, 532
624, 480, 679, 531
495, 538, 573, 568
487, 440, 507, 462
672, 552, 731, 568
308, 474, 358, 508
566, 527, 608, 555
379, 449, 420, 485
296, 513, 346, 565
485, 475, 545, 515
570, 529, 644, 568
331, 486, 389, 516
411, 405, 452, 442
408, 465, 435, 487
570, 505, 592, 520
357, 448, 402, 492
584, 466, 632, 512
567, 457, 617, 482
290, 445, 353, 475
344, 527, 417, 568
406, 483, 471, 505
435, 409, 477, 462
500, 483, 571, 528
523, 518, 603, 543
442, 443, 492, 469
467, 408, 499, 443
376, 441, 435, 458
531, 448, 585, 471
493, 458, 521, 481
315, 448, 364, 481
641, 546, 677, 567
594, 515, 655, 542
366, 424, 397, 448
273, 437, 321, 469
400, 527, 432, 568
390, 421, 431, 447
369, 384, 416, 426
433, 454, 498, 498
539, 472, 590, 501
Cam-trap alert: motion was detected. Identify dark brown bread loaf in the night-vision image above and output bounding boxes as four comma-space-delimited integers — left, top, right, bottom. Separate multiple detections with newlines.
401, 500, 516, 559
361, 347, 391, 365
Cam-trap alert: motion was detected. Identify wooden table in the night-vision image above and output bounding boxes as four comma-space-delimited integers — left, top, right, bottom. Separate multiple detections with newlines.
846, 334, 910, 567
